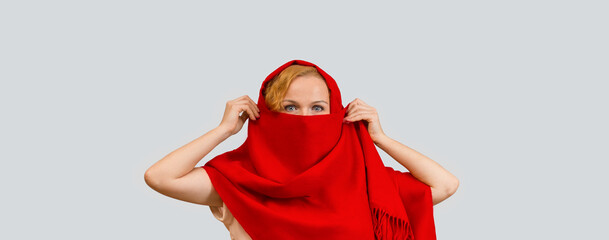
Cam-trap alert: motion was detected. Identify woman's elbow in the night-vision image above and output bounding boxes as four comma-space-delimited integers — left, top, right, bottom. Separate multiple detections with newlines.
431, 176, 459, 205
144, 168, 163, 190
437, 176, 459, 201
445, 175, 459, 197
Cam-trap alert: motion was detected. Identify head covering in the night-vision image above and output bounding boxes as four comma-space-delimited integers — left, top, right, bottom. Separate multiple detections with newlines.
202, 60, 435, 239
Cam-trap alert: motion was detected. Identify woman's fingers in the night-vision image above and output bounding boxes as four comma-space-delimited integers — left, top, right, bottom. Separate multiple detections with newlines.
348, 104, 375, 115
237, 103, 256, 121
346, 98, 373, 115
239, 110, 249, 122
345, 98, 379, 123
245, 98, 260, 118
246, 96, 260, 114
345, 110, 376, 122
346, 104, 375, 118
219, 94, 263, 136
344, 98, 385, 142
235, 100, 259, 120
235, 95, 260, 119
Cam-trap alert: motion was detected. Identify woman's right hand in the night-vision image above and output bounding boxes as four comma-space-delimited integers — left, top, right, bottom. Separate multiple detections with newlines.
218, 95, 260, 136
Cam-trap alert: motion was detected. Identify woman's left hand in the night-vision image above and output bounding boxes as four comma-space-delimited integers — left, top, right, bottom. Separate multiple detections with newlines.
344, 98, 386, 143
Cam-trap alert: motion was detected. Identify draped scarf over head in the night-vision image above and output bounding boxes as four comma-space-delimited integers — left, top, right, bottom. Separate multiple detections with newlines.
202, 60, 436, 239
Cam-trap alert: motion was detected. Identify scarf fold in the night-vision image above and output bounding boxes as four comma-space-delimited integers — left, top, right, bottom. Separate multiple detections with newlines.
202, 60, 435, 239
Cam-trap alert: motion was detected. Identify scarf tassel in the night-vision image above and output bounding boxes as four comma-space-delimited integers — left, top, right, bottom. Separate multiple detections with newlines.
371, 207, 414, 240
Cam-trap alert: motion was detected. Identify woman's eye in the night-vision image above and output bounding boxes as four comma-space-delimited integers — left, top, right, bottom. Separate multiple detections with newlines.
284, 105, 296, 111
313, 105, 324, 111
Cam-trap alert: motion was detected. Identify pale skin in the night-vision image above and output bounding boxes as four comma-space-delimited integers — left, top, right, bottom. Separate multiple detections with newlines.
144, 75, 459, 208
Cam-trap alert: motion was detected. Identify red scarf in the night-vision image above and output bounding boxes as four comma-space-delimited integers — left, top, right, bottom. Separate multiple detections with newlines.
202, 60, 436, 239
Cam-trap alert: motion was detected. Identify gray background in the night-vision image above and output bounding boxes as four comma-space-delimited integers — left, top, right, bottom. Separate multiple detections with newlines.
1, 1, 607, 239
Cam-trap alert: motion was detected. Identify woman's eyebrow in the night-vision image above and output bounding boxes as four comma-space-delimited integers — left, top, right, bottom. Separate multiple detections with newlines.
282, 99, 328, 105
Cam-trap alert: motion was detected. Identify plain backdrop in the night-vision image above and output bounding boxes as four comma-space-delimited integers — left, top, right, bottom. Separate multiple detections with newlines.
1, 1, 607, 239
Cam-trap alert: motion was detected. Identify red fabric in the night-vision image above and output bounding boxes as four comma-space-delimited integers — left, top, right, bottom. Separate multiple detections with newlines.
202, 60, 436, 239
385, 167, 437, 240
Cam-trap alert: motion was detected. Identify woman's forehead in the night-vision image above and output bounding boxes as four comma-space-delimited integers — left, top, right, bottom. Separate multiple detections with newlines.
286, 75, 329, 94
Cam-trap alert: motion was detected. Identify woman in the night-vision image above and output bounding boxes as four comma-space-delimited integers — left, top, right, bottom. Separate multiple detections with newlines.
144, 60, 459, 240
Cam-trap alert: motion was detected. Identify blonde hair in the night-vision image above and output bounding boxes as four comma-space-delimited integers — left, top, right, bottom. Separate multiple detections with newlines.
264, 65, 328, 112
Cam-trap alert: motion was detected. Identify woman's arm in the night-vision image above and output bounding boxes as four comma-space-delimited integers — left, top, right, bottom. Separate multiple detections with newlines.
144, 126, 231, 206
144, 95, 260, 206
344, 98, 459, 205
373, 135, 459, 205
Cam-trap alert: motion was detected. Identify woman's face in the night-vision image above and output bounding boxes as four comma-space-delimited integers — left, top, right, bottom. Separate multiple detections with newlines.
280, 74, 330, 116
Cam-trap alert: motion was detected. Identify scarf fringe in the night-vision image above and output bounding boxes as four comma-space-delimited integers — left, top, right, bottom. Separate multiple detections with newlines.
371, 207, 414, 240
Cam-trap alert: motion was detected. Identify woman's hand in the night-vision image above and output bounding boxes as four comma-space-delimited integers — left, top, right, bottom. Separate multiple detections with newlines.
218, 95, 260, 136
344, 98, 386, 143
